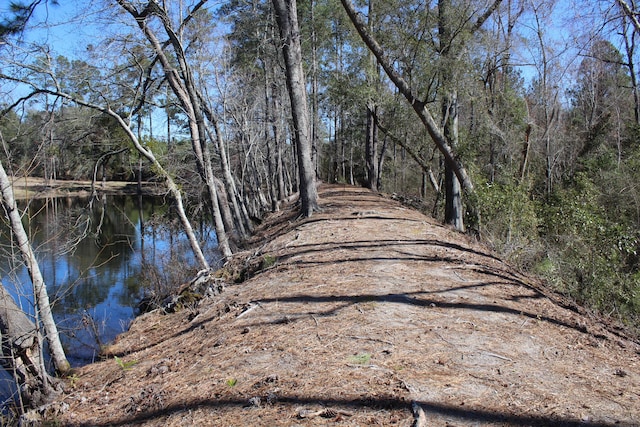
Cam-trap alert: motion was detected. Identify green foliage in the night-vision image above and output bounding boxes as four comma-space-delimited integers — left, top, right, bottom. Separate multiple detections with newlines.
347, 353, 371, 365
473, 179, 539, 268
537, 173, 640, 327
114, 356, 137, 371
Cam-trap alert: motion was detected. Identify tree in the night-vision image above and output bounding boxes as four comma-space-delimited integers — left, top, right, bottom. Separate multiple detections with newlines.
0, 282, 59, 408
220, 0, 289, 214
272, 0, 319, 217
0, 155, 66, 407
116, 0, 234, 257
339, 0, 502, 231
0, 0, 57, 38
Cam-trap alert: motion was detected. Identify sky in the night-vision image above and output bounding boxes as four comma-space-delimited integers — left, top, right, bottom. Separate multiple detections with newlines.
0, 0, 630, 110
2, 0, 117, 56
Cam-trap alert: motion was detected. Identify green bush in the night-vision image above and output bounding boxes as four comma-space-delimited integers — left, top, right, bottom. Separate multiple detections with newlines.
536, 173, 640, 332
474, 180, 541, 268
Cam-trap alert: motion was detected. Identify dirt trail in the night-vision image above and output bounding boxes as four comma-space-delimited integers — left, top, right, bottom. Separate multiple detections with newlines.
55, 184, 640, 426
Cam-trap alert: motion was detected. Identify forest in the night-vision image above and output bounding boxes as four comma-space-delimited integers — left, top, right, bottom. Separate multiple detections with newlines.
1, 0, 640, 412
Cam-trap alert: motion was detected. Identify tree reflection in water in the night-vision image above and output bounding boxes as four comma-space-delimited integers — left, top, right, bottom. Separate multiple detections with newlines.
0, 194, 220, 366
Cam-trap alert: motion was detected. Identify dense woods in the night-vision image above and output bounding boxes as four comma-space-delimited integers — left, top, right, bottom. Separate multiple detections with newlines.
1, 0, 640, 410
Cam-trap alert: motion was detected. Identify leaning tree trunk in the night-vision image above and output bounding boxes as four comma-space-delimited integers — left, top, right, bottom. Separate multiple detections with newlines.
272, 0, 319, 217
0, 284, 59, 409
0, 160, 70, 376
56, 94, 211, 271
339, 0, 474, 195
117, 0, 233, 258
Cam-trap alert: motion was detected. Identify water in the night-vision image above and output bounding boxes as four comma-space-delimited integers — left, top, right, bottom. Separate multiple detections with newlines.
0, 194, 220, 366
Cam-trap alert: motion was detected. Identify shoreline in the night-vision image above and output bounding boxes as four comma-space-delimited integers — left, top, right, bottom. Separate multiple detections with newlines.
9, 176, 166, 200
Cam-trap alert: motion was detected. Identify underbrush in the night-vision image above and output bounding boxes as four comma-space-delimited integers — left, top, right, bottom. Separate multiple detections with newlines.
474, 179, 640, 339
136, 254, 199, 313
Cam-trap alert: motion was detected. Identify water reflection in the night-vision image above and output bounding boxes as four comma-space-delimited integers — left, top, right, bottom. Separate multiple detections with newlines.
0, 194, 220, 365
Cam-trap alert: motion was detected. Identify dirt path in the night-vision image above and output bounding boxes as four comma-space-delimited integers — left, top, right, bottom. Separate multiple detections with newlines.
54, 184, 640, 426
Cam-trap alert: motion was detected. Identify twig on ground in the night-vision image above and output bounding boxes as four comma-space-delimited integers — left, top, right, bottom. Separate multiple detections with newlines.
481, 351, 513, 362
346, 335, 394, 346
297, 408, 354, 419
236, 302, 262, 319
310, 314, 322, 342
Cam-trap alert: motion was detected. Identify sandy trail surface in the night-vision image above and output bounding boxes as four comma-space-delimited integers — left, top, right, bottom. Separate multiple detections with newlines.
55, 184, 640, 426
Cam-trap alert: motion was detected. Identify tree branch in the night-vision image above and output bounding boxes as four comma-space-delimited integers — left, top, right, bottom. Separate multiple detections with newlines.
471, 0, 504, 34
616, 0, 640, 35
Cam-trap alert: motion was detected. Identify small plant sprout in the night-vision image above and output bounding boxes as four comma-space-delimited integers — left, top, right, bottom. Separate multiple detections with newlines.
347, 352, 371, 365
114, 355, 137, 371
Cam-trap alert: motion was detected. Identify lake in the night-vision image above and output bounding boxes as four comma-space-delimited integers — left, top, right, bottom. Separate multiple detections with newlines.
0, 194, 221, 366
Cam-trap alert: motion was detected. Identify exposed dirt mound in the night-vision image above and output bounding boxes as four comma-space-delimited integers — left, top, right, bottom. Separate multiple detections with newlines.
55, 184, 640, 426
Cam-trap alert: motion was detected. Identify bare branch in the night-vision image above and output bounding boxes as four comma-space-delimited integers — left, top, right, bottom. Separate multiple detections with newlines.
616, 0, 640, 35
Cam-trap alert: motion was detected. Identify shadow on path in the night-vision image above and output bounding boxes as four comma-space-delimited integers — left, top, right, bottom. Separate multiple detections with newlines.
73, 394, 632, 427
248, 291, 594, 337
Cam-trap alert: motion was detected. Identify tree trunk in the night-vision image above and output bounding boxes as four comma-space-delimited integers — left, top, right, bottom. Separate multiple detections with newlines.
365, 0, 379, 192
310, 0, 320, 177
0, 284, 59, 409
272, 0, 319, 217
214, 176, 238, 245
0, 160, 70, 376
442, 90, 464, 231
365, 103, 379, 191
272, 77, 288, 200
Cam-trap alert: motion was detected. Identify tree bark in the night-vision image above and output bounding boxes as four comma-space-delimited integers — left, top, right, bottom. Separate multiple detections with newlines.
272, 0, 319, 217
0, 283, 59, 408
0, 159, 70, 376
439, 0, 465, 230
365, 103, 379, 191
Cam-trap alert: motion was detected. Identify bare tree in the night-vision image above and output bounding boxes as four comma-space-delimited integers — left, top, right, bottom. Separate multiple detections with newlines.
0, 158, 69, 376
116, 0, 234, 257
0, 156, 65, 407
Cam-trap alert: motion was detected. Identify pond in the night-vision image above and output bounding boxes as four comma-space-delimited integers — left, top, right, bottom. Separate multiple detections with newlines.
0, 194, 221, 367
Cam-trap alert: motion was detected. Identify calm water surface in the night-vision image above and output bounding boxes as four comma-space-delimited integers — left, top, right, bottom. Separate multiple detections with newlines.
0, 194, 220, 366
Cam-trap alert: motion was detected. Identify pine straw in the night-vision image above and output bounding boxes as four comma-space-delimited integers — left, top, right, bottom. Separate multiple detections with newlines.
55, 184, 639, 426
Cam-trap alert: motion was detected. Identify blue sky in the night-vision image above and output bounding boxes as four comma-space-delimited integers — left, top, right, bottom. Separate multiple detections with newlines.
0, 0, 120, 58
1, 0, 627, 112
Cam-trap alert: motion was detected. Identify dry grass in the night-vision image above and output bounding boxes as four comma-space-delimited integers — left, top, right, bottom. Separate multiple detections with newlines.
52, 184, 640, 426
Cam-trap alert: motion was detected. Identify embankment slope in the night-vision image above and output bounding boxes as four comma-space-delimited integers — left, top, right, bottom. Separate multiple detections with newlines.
57, 184, 640, 426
